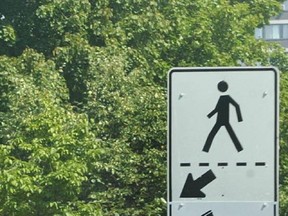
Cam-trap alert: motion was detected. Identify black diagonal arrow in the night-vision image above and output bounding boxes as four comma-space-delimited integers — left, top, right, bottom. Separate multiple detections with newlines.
180, 169, 216, 198
201, 210, 214, 216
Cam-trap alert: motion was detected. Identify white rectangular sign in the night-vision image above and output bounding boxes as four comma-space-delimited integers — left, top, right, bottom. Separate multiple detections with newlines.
168, 67, 279, 216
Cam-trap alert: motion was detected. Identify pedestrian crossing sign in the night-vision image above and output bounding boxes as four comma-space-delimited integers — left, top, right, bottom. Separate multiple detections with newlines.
168, 67, 279, 216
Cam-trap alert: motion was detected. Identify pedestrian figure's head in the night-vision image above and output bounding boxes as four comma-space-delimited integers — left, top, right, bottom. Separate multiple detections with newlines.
218, 81, 228, 92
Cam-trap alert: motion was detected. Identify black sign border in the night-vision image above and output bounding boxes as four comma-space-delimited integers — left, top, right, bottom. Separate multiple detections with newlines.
168, 67, 279, 215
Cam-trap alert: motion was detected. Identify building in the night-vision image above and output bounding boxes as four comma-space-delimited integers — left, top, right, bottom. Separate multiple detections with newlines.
255, 0, 288, 52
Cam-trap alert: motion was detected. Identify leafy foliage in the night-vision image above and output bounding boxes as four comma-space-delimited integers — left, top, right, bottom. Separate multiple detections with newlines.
0, 0, 288, 215
0, 50, 103, 215
280, 72, 288, 216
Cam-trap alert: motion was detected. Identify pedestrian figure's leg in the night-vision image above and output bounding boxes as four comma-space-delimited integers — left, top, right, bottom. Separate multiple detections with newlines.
225, 124, 243, 152
203, 123, 221, 152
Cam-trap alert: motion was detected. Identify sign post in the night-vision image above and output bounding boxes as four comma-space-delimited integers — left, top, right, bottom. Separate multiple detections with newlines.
168, 67, 279, 216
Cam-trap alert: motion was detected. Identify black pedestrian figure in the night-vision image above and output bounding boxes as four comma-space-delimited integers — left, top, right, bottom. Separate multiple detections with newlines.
203, 81, 243, 153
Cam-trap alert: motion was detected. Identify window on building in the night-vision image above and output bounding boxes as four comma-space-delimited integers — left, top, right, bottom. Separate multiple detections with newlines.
283, 25, 288, 39
255, 24, 288, 40
255, 28, 263, 39
265, 25, 280, 39
283, 0, 288, 11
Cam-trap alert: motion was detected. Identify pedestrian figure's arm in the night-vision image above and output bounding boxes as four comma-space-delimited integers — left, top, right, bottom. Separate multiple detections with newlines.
229, 96, 243, 122
207, 109, 217, 118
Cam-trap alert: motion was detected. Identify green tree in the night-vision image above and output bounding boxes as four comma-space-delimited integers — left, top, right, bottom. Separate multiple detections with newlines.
0, 50, 104, 215
280, 71, 288, 216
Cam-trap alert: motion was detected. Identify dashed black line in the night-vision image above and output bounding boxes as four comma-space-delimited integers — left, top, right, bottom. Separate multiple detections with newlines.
218, 162, 228, 166
236, 162, 247, 166
180, 163, 191, 167
199, 163, 209, 167
255, 162, 266, 166
180, 162, 267, 167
